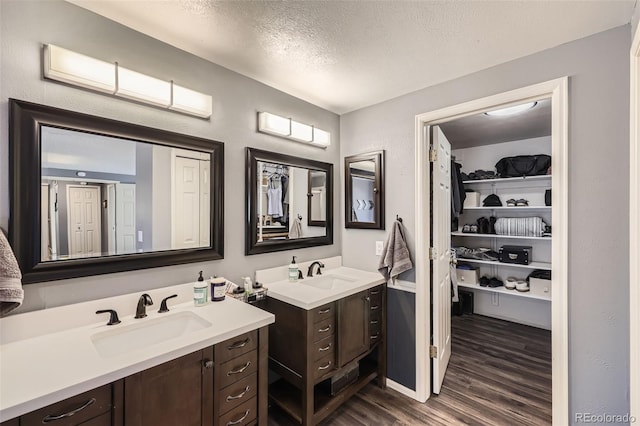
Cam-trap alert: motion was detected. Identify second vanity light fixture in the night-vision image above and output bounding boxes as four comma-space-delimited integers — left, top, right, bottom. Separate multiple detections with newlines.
42, 44, 212, 119
258, 112, 331, 148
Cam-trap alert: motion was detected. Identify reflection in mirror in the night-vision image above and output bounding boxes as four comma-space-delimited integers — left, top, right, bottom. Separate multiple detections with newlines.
40, 127, 212, 261
10, 99, 224, 283
344, 150, 384, 230
246, 148, 333, 255
308, 170, 327, 226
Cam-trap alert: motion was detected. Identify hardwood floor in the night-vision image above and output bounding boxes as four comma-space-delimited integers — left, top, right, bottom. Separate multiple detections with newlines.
268, 314, 552, 426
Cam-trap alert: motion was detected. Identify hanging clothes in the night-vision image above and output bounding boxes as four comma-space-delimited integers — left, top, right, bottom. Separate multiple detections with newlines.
267, 176, 283, 218
451, 160, 466, 231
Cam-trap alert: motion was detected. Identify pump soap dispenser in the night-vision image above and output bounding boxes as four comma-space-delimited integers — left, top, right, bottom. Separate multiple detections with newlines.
288, 256, 299, 282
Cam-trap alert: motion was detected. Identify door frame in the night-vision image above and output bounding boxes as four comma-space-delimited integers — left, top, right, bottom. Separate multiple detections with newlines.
629, 22, 640, 420
414, 77, 569, 423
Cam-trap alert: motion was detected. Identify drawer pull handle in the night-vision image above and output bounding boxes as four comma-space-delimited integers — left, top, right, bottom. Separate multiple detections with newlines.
227, 338, 250, 350
371, 305, 380, 311
226, 409, 250, 425
371, 334, 380, 340
370, 320, 379, 325
227, 361, 251, 376
226, 386, 250, 401
42, 398, 96, 423
370, 290, 380, 295
319, 344, 332, 352
318, 361, 332, 370
318, 325, 331, 333
318, 308, 331, 314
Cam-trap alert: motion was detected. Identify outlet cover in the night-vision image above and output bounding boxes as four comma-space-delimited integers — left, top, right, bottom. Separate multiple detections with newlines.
375, 241, 384, 256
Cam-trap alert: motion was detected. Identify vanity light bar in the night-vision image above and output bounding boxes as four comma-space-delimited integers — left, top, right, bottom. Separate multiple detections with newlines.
257, 111, 331, 148
43, 44, 212, 119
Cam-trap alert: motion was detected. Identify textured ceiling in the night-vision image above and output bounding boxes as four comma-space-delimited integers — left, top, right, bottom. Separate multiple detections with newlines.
68, 0, 635, 114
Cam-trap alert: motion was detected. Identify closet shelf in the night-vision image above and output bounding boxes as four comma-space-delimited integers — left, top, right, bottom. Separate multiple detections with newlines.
451, 231, 551, 241
462, 175, 551, 185
457, 258, 552, 271
457, 282, 551, 301
462, 206, 551, 211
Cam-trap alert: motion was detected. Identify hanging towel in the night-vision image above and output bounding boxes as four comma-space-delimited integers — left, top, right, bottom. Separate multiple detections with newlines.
289, 217, 303, 239
0, 230, 23, 317
378, 220, 413, 281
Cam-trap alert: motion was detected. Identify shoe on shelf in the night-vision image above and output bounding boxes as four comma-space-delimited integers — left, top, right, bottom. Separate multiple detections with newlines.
506, 198, 516, 207
515, 280, 530, 292
479, 276, 490, 287
516, 199, 529, 206
505, 277, 517, 290
488, 277, 504, 288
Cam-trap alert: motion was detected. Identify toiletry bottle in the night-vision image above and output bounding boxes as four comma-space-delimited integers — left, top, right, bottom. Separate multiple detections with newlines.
288, 256, 299, 282
243, 276, 253, 295
210, 275, 226, 301
193, 271, 208, 306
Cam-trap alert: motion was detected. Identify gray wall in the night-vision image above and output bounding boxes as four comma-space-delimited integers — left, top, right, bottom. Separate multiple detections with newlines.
135, 143, 153, 252
0, 0, 340, 311
340, 25, 631, 421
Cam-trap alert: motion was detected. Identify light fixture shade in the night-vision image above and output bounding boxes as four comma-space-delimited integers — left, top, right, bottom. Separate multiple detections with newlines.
313, 128, 331, 146
43, 44, 116, 93
116, 66, 171, 107
170, 84, 212, 118
290, 120, 313, 142
485, 101, 537, 117
258, 112, 291, 136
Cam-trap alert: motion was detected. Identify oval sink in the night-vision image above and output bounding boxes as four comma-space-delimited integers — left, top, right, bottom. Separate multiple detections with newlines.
91, 311, 212, 358
302, 274, 356, 290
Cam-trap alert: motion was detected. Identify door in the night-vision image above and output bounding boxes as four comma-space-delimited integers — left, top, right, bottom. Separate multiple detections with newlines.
115, 183, 136, 254
106, 184, 116, 255
199, 160, 210, 247
41, 184, 50, 261
173, 156, 201, 249
431, 126, 452, 394
67, 185, 101, 258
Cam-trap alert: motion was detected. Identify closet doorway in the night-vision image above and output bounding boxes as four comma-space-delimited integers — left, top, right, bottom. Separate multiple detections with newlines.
414, 78, 568, 423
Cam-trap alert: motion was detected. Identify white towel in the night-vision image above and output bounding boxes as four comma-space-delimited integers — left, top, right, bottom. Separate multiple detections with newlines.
289, 217, 303, 239
378, 220, 413, 281
0, 230, 23, 317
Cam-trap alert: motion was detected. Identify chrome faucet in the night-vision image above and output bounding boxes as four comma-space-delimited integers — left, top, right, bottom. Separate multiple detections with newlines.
307, 261, 325, 277
135, 293, 153, 319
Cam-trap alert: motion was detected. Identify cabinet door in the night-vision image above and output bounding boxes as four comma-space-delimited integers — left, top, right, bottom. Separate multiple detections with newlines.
337, 290, 369, 367
124, 348, 213, 426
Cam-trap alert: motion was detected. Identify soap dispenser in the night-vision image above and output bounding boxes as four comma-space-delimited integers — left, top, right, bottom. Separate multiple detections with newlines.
288, 256, 299, 282
193, 271, 208, 306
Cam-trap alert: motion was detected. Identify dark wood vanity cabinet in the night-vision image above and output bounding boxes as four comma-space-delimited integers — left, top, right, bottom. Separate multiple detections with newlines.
259, 285, 386, 426
2, 327, 268, 426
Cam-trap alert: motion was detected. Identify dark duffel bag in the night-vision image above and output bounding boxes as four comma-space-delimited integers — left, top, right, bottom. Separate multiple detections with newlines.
495, 154, 551, 177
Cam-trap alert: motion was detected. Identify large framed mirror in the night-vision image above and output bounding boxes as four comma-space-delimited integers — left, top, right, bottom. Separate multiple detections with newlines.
9, 99, 224, 283
245, 148, 333, 255
344, 150, 385, 229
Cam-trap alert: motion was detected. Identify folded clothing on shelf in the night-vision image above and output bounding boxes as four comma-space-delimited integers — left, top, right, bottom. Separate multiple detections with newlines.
494, 217, 547, 237
462, 169, 498, 180
455, 246, 499, 262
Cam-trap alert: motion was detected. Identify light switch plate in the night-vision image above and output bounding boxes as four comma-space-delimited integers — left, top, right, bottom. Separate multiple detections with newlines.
137, 230, 143, 242
375, 241, 384, 256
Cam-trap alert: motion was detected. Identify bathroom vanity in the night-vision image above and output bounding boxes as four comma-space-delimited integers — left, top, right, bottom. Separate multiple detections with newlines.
0, 284, 274, 426
256, 259, 386, 426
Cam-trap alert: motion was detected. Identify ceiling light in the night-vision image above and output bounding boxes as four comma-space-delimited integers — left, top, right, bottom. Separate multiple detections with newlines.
485, 102, 537, 117
257, 112, 331, 148
42, 44, 212, 119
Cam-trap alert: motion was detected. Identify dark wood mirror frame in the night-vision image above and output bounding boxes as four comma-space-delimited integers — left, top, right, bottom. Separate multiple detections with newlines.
245, 147, 333, 255
9, 99, 224, 284
344, 150, 385, 229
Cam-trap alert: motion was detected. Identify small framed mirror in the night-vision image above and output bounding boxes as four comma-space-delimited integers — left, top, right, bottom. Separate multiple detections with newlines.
344, 150, 385, 229
245, 148, 333, 255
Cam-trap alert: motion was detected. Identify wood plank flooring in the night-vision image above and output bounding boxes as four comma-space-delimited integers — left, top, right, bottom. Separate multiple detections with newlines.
268, 314, 552, 426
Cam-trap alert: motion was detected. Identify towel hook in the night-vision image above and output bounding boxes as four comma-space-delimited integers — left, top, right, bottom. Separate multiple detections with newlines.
396, 214, 403, 223
297, 214, 302, 220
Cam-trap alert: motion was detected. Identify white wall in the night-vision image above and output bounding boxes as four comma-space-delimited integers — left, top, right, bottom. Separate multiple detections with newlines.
341, 25, 631, 421
0, 0, 341, 311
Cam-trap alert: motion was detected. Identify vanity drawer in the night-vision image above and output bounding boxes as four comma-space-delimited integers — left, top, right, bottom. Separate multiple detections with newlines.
369, 317, 381, 337
218, 373, 258, 415
312, 317, 334, 343
216, 330, 258, 364
313, 353, 335, 381
21, 384, 112, 426
369, 289, 383, 314
313, 335, 335, 361
217, 350, 258, 390
311, 303, 334, 323
218, 396, 256, 426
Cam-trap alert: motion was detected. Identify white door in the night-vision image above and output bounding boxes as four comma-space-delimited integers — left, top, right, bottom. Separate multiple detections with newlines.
431, 126, 452, 394
106, 184, 116, 255
199, 160, 211, 247
41, 184, 50, 261
67, 185, 101, 258
173, 156, 201, 249
115, 183, 136, 254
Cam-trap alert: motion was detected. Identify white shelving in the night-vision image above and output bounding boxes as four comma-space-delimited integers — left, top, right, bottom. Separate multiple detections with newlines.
463, 175, 551, 185
457, 282, 551, 301
451, 231, 551, 240
457, 258, 551, 271
462, 206, 551, 211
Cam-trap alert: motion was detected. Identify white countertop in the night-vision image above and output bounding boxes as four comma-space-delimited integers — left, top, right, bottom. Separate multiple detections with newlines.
262, 266, 386, 310
0, 292, 274, 422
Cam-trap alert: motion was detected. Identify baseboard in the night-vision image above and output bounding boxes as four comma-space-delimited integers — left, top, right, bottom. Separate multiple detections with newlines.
386, 378, 419, 400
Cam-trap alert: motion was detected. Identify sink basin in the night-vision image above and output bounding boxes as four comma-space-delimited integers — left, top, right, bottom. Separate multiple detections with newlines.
301, 274, 356, 290
91, 311, 212, 358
